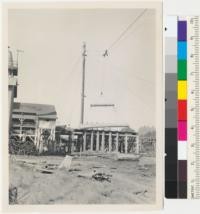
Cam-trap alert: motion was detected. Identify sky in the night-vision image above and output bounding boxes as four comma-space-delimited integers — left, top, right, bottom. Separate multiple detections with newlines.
8, 8, 156, 130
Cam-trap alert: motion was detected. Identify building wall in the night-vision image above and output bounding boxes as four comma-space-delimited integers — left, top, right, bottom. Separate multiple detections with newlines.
38, 119, 56, 129
11, 112, 57, 154
8, 86, 14, 132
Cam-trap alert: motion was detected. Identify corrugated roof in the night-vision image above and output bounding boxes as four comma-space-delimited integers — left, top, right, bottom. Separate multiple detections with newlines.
79, 123, 130, 129
121, 127, 137, 134
13, 102, 57, 119
78, 123, 137, 134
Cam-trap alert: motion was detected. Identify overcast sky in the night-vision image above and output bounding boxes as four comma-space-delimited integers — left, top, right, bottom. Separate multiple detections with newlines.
8, 8, 156, 130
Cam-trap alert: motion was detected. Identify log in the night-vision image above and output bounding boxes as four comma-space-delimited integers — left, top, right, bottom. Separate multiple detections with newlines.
115, 153, 141, 161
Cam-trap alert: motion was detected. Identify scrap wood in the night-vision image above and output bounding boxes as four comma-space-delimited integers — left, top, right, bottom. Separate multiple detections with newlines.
35, 163, 59, 174
69, 168, 81, 172
92, 172, 112, 183
116, 153, 141, 161
17, 190, 30, 202
16, 158, 46, 165
138, 166, 148, 171
91, 165, 106, 169
77, 171, 94, 179
44, 163, 58, 170
133, 190, 148, 195
36, 167, 54, 174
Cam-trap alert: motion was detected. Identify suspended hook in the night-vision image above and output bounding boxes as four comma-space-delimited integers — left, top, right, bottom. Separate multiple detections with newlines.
102, 49, 108, 57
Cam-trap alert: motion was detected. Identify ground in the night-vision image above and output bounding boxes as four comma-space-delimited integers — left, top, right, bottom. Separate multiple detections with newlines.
9, 154, 156, 204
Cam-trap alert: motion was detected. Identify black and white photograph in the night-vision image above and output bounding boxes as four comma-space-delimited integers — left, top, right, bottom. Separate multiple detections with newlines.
3, 1, 163, 211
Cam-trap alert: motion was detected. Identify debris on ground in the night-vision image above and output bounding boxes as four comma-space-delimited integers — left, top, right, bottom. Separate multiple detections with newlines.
35, 163, 58, 174
9, 185, 18, 204
77, 171, 94, 179
138, 166, 149, 171
44, 163, 58, 170
110, 167, 117, 170
133, 190, 148, 195
92, 172, 112, 183
69, 168, 81, 172
91, 165, 105, 169
9, 155, 156, 204
141, 173, 153, 177
36, 166, 54, 174
115, 153, 141, 161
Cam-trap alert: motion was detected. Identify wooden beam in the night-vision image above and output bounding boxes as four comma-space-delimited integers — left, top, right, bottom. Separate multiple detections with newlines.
90, 104, 115, 107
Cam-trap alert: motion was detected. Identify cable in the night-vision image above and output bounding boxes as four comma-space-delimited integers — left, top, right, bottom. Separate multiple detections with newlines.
109, 64, 154, 114
108, 9, 147, 50
65, 55, 81, 82
111, 63, 154, 87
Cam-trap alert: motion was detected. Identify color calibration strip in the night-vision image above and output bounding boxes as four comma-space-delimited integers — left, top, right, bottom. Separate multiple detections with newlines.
177, 18, 187, 198
166, 16, 200, 199
165, 16, 178, 198
165, 16, 188, 198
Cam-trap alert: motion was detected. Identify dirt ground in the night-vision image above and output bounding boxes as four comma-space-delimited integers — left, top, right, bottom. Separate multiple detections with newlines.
9, 154, 156, 204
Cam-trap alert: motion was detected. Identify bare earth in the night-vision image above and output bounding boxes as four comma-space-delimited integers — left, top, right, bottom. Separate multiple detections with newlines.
9, 155, 156, 204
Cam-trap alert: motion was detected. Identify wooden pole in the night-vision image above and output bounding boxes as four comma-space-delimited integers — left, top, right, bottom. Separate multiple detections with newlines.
81, 42, 86, 125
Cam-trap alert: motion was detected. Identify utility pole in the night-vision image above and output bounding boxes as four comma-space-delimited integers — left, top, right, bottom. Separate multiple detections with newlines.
81, 42, 87, 125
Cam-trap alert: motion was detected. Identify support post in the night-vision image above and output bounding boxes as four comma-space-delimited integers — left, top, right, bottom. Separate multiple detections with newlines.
71, 132, 74, 153
109, 132, 112, 152
34, 119, 38, 146
36, 127, 40, 152
135, 135, 139, 154
125, 134, 128, 154
116, 132, 119, 152
96, 131, 99, 151
101, 131, 105, 152
90, 131, 94, 151
83, 132, 86, 151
